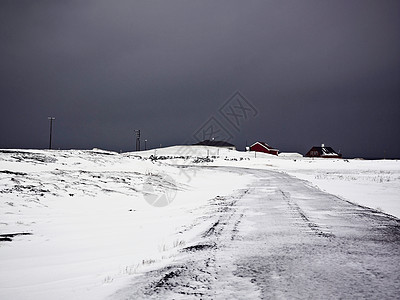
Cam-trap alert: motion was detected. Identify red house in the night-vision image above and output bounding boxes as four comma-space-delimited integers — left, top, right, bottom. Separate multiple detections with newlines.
249, 141, 279, 156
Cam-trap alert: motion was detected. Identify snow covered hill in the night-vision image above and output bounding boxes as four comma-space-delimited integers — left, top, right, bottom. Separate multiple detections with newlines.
1, 147, 399, 299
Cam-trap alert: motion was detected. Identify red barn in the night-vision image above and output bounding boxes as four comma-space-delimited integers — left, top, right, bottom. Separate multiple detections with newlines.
249, 142, 279, 156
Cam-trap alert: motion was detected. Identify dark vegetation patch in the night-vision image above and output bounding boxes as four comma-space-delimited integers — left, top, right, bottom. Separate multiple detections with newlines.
149, 155, 190, 161
0, 184, 50, 195
11, 152, 57, 163
144, 262, 213, 297
181, 243, 216, 252
0, 170, 27, 176
192, 157, 213, 163
144, 266, 186, 295
0, 232, 32, 242
90, 150, 116, 156
202, 220, 220, 237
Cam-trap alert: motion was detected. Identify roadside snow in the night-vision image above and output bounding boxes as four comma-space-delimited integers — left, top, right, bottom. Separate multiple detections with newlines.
139, 146, 400, 218
0, 149, 251, 300
270, 158, 400, 219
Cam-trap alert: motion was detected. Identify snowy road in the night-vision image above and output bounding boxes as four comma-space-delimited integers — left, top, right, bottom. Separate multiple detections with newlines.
111, 167, 400, 299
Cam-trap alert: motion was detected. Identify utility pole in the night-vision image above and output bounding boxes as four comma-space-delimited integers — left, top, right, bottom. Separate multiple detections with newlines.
134, 129, 141, 151
48, 117, 55, 150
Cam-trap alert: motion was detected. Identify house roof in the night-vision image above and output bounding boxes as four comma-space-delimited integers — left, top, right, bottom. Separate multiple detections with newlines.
250, 141, 279, 151
194, 140, 235, 147
308, 146, 340, 156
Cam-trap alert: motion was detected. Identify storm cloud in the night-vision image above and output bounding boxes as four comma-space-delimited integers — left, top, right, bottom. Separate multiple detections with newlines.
1, 0, 399, 158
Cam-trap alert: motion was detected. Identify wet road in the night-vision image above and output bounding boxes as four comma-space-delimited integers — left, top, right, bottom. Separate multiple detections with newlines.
111, 168, 400, 299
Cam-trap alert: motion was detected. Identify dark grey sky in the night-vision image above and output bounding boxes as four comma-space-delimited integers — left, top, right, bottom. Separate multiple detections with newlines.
1, 0, 399, 158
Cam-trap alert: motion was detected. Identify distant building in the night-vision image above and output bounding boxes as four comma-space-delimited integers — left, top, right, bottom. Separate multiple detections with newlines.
305, 144, 342, 158
194, 140, 236, 150
249, 141, 279, 156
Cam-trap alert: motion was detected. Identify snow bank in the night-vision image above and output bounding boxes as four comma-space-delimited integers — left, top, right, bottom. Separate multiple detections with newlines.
0, 149, 252, 300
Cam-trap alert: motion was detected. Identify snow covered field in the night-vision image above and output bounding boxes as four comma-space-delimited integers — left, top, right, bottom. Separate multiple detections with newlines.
276, 158, 400, 219
139, 146, 400, 218
0, 146, 399, 299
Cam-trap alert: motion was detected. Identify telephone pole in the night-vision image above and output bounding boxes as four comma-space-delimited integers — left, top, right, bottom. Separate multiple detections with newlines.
134, 129, 141, 151
48, 117, 55, 150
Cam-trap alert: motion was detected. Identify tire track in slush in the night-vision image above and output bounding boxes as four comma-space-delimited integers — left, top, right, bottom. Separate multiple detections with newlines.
110, 186, 249, 299
110, 167, 400, 299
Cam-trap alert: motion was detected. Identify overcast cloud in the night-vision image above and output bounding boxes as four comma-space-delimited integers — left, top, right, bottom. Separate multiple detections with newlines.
1, 0, 399, 158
